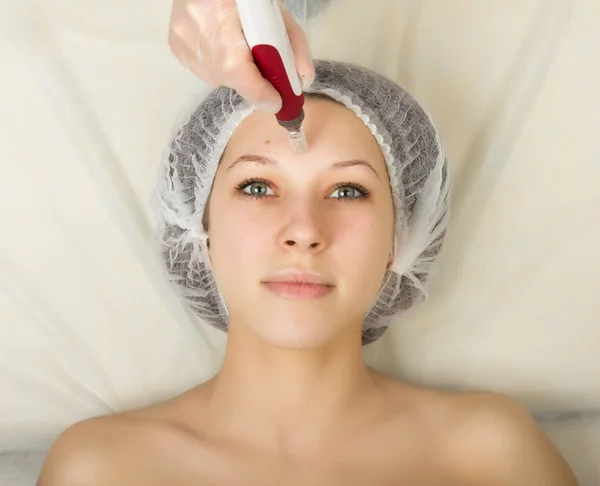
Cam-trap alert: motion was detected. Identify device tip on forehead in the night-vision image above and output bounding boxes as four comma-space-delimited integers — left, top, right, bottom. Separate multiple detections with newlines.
288, 126, 307, 154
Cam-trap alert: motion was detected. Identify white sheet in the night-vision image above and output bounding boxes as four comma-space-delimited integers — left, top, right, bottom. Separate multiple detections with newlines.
1, 0, 599, 477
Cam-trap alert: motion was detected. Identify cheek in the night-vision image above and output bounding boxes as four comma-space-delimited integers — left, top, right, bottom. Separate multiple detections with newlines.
209, 205, 272, 273
334, 208, 393, 271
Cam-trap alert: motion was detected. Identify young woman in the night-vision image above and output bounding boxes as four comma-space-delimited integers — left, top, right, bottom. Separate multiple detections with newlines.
38, 60, 578, 486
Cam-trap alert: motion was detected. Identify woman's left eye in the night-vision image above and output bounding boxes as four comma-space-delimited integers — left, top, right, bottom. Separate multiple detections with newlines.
330, 183, 370, 200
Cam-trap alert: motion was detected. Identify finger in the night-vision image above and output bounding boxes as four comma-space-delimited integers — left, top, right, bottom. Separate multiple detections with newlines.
179, 40, 221, 86
169, 14, 218, 85
168, 32, 189, 69
169, 12, 198, 48
169, 14, 201, 63
222, 47, 283, 114
280, 3, 315, 89
187, 58, 220, 87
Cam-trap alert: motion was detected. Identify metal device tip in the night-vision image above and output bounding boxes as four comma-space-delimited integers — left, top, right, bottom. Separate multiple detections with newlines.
288, 126, 307, 154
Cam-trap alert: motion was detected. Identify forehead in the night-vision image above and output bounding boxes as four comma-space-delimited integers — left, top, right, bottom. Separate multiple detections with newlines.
221, 96, 386, 171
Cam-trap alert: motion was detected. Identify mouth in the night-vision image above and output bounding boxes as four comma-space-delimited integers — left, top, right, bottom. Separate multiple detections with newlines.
262, 270, 335, 299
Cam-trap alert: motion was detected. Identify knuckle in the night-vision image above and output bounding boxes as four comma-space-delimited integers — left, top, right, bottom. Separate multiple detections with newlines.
167, 25, 185, 49
217, 42, 249, 78
220, 54, 242, 77
170, 17, 191, 42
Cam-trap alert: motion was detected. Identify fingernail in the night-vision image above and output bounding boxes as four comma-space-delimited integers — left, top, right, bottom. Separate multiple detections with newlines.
301, 72, 315, 90
253, 101, 281, 114
178, 55, 189, 70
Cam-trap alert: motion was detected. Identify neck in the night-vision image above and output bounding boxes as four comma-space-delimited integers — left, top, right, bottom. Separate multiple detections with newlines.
203, 319, 385, 455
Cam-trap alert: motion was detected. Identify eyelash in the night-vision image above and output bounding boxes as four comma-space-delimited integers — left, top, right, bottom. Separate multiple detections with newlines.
235, 177, 371, 201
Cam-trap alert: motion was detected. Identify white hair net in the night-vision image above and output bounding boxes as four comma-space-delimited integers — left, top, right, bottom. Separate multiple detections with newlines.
154, 59, 450, 345
281, 0, 333, 26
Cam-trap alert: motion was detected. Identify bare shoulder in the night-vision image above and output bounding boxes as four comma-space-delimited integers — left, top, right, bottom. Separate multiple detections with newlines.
37, 413, 143, 486
36, 391, 208, 486
378, 377, 578, 485
437, 390, 579, 485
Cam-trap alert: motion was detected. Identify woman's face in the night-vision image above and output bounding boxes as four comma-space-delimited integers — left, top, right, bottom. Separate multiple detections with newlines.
207, 97, 395, 349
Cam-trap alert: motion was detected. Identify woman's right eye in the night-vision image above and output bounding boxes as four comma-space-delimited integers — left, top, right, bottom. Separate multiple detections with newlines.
236, 179, 275, 198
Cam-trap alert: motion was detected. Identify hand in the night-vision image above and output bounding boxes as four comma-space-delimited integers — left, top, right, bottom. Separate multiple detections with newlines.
168, 0, 315, 114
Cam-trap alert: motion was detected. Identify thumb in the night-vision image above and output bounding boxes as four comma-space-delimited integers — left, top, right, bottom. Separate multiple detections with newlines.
280, 4, 315, 90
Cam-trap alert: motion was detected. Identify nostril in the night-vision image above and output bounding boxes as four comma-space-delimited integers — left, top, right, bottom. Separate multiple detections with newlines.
285, 240, 296, 246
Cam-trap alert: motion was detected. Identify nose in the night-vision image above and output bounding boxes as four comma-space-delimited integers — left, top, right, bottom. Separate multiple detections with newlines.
278, 200, 328, 253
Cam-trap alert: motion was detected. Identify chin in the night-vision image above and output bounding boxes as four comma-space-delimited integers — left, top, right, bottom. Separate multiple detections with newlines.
251, 314, 344, 351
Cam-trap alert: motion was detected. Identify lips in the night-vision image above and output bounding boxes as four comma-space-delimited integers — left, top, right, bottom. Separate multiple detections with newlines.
262, 270, 335, 299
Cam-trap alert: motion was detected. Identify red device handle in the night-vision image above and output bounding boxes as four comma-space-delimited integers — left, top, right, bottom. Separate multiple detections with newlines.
251, 44, 304, 123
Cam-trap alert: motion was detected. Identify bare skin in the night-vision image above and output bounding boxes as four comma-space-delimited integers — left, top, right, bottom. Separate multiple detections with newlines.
37, 375, 578, 486
38, 98, 578, 485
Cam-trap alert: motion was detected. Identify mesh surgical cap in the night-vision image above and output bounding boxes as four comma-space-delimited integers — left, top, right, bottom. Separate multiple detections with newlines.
155, 59, 450, 345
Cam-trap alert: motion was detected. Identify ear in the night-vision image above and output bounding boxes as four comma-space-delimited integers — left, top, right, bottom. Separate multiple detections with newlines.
387, 234, 398, 269
205, 237, 212, 265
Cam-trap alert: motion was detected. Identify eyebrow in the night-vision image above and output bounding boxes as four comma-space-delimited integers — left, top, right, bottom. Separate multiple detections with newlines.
226, 154, 380, 178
